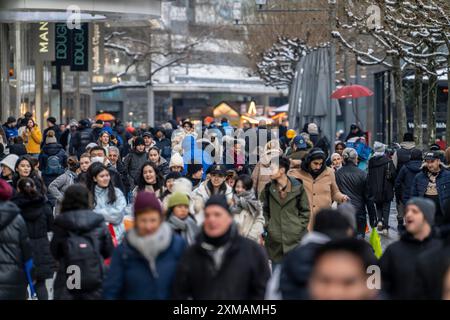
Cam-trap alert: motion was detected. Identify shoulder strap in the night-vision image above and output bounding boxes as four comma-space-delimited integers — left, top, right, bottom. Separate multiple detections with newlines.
263, 182, 272, 220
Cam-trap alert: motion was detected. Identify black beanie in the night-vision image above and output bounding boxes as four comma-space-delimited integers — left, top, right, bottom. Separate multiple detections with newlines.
205, 195, 231, 215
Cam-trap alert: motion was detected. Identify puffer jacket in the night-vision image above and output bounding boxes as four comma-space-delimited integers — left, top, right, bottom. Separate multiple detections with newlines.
48, 170, 78, 202
395, 160, 422, 204
11, 194, 55, 281
411, 166, 450, 213
123, 150, 148, 187
93, 186, 127, 242
51, 209, 114, 300
154, 157, 169, 177
0, 201, 32, 299
230, 191, 265, 243
23, 125, 42, 154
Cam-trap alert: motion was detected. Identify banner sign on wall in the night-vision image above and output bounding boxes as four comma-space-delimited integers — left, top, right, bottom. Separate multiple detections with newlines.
70, 23, 89, 71
33, 22, 55, 62
54, 23, 71, 65
91, 23, 104, 75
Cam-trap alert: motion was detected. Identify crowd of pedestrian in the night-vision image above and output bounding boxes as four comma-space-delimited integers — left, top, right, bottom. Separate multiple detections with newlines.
1, 113, 450, 300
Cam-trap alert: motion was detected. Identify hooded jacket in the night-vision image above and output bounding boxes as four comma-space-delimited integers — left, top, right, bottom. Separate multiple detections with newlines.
392, 141, 416, 171
289, 160, 345, 229
172, 225, 270, 300
39, 142, 67, 185
252, 148, 282, 197
70, 123, 93, 158
11, 193, 55, 281
259, 176, 310, 263
368, 155, 396, 203
395, 160, 423, 204
0, 201, 32, 299
381, 231, 441, 300
50, 210, 114, 300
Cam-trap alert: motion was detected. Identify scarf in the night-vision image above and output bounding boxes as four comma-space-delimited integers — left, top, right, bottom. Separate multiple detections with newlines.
426, 171, 439, 196
126, 222, 173, 278
167, 215, 199, 245
231, 190, 262, 217
200, 224, 237, 271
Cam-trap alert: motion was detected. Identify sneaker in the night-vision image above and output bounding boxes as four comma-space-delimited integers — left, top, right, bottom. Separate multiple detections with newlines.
377, 221, 383, 232
382, 227, 389, 236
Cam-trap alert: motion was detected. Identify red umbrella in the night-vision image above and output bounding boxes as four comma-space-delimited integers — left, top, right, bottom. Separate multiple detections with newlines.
331, 84, 374, 99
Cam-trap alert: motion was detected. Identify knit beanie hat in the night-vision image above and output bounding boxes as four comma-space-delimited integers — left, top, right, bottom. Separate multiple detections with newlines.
373, 141, 386, 153
406, 197, 436, 226
47, 117, 57, 125
45, 130, 57, 144
0, 154, 19, 172
307, 123, 319, 135
168, 192, 190, 209
134, 191, 162, 216
205, 195, 231, 215
169, 152, 184, 168
0, 179, 13, 201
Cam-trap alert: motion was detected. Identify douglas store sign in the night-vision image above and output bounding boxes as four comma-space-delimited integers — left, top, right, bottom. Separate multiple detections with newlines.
33, 22, 91, 72
54, 22, 90, 71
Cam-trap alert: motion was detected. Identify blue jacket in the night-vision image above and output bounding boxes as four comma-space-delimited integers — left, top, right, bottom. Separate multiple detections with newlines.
182, 135, 213, 179
103, 233, 186, 300
395, 160, 422, 204
3, 125, 18, 142
411, 167, 450, 210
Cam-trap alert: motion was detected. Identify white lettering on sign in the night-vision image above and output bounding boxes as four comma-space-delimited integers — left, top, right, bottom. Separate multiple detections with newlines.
39, 22, 49, 53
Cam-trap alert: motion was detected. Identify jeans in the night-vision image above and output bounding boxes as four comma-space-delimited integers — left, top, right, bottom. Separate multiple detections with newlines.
376, 202, 391, 229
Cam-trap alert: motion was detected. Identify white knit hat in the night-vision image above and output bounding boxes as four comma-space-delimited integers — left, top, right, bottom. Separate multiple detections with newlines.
0, 154, 19, 172
172, 178, 193, 195
169, 152, 184, 168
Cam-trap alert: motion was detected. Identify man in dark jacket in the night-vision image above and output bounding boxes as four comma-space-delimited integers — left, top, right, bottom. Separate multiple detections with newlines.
123, 137, 148, 189
411, 151, 450, 226
39, 130, 67, 186
0, 180, 32, 300
154, 127, 171, 160
395, 149, 423, 233
172, 195, 270, 299
2, 116, 18, 145
41, 116, 61, 148
368, 142, 397, 234
276, 208, 356, 300
336, 148, 377, 238
380, 197, 441, 300
70, 119, 94, 158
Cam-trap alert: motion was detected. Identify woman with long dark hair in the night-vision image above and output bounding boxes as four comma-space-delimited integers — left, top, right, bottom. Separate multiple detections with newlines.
87, 163, 127, 242
12, 155, 46, 195
131, 161, 164, 201
11, 177, 54, 300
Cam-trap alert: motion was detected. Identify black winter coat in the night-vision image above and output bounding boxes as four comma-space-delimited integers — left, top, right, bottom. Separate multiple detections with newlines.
39, 143, 67, 186
50, 210, 114, 300
395, 160, 422, 204
368, 156, 396, 203
0, 201, 32, 299
380, 232, 441, 300
172, 226, 270, 300
336, 162, 374, 216
123, 151, 148, 187
70, 127, 94, 158
8, 143, 27, 156
12, 194, 55, 281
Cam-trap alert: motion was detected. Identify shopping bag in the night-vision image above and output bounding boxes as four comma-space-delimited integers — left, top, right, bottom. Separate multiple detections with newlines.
24, 259, 38, 300
369, 228, 383, 259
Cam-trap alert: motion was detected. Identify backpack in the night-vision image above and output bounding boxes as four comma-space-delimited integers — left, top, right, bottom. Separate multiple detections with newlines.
44, 155, 65, 175
263, 179, 304, 220
64, 231, 103, 292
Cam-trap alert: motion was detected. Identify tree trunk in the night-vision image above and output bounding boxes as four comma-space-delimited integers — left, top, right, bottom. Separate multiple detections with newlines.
392, 56, 407, 140
413, 68, 423, 148
427, 73, 438, 145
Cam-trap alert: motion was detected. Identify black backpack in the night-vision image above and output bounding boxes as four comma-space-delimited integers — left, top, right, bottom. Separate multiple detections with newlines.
64, 231, 103, 293
263, 179, 304, 220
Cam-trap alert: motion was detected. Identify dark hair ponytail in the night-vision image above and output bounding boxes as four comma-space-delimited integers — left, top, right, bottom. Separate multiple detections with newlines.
17, 177, 39, 198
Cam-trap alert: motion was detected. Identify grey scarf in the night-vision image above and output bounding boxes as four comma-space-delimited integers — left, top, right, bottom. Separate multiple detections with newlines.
127, 222, 173, 277
167, 215, 199, 245
231, 190, 261, 217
